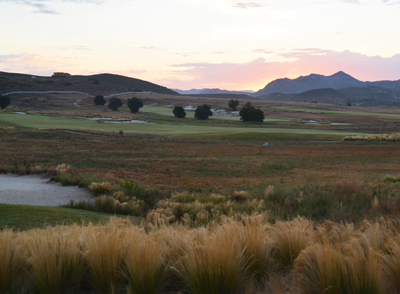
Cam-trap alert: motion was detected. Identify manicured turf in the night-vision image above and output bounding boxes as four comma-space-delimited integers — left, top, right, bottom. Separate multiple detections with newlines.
270, 105, 400, 119
140, 105, 290, 122
0, 203, 113, 231
0, 113, 365, 136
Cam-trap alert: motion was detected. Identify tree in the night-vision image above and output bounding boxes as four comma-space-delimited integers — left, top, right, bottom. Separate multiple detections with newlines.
173, 106, 186, 118
108, 97, 123, 111
228, 99, 239, 111
0, 95, 11, 109
195, 104, 213, 120
239, 105, 264, 122
94, 95, 106, 106
127, 97, 143, 113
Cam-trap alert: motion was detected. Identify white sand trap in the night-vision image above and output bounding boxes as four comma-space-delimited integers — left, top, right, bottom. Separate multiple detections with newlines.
0, 174, 94, 207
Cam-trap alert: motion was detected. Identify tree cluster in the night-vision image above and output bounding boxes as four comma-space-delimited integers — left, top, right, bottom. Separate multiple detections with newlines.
94, 95, 106, 106
108, 97, 123, 111
173, 106, 186, 118
195, 104, 213, 120
0, 95, 11, 109
228, 99, 239, 111
239, 103, 265, 122
127, 97, 143, 113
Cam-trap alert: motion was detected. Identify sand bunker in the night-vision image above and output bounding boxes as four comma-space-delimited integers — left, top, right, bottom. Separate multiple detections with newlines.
0, 174, 94, 207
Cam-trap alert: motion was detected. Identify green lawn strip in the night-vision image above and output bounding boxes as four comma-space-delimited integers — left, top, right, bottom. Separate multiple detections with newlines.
0, 203, 116, 231
0, 113, 365, 137
140, 105, 290, 122
270, 106, 400, 119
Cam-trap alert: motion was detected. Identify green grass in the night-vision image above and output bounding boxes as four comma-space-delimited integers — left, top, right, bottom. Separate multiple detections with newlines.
140, 105, 290, 122
0, 113, 365, 137
270, 106, 400, 119
0, 204, 113, 231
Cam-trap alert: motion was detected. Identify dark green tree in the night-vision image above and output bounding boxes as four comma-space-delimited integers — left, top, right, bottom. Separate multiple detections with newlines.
94, 95, 106, 106
239, 105, 264, 122
228, 99, 239, 111
195, 104, 213, 120
127, 97, 143, 113
173, 106, 186, 118
0, 95, 11, 109
108, 97, 123, 111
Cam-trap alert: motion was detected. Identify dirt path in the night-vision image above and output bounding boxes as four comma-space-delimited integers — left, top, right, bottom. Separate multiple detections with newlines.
0, 174, 94, 207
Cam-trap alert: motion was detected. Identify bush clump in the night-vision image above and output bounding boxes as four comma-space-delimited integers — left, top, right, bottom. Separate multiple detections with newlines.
94, 95, 106, 106
127, 97, 143, 113
173, 106, 186, 118
108, 97, 123, 111
88, 182, 113, 196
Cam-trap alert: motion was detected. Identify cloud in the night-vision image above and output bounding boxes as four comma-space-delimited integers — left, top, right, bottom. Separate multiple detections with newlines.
233, 2, 263, 9
158, 50, 400, 90
0, 53, 82, 76
0, 0, 103, 14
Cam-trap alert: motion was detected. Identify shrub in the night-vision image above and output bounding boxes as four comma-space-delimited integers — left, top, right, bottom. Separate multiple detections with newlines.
342, 237, 384, 294
88, 182, 113, 196
383, 175, 400, 183
228, 99, 239, 111
56, 164, 70, 175
240, 105, 264, 122
294, 243, 347, 294
26, 230, 83, 294
175, 228, 247, 294
383, 237, 400, 292
93, 95, 106, 106
195, 104, 212, 120
127, 97, 143, 113
0, 95, 11, 109
123, 236, 167, 294
108, 97, 123, 111
173, 106, 186, 118
271, 218, 313, 271
0, 230, 23, 293
84, 224, 124, 292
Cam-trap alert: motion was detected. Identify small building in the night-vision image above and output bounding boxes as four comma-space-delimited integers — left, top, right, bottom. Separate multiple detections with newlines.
52, 72, 71, 78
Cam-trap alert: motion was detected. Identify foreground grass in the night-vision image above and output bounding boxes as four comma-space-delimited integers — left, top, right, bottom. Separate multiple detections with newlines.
0, 204, 114, 231
2, 217, 400, 294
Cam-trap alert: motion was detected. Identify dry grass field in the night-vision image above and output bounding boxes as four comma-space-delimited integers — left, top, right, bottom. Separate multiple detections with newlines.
2, 92, 400, 293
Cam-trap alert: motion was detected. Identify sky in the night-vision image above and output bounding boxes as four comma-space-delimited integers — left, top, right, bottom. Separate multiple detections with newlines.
1, 0, 400, 91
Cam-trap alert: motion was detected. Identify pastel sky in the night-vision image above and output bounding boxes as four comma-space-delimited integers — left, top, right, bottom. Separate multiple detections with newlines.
1, 0, 400, 90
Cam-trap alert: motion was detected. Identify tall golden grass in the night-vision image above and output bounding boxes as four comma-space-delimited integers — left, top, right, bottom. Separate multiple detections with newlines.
0, 230, 23, 293
3, 217, 400, 293
344, 133, 400, 142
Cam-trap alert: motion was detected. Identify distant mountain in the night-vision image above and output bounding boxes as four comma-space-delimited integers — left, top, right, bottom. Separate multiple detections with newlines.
172, 89, 204, 95
258, 86, 400, 106
173, 88, 254, 95
255, 71, 364, 96
0, 71, 178, 96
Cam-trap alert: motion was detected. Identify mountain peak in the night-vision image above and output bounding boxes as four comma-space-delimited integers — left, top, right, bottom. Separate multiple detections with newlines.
255, 71, 363, 95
